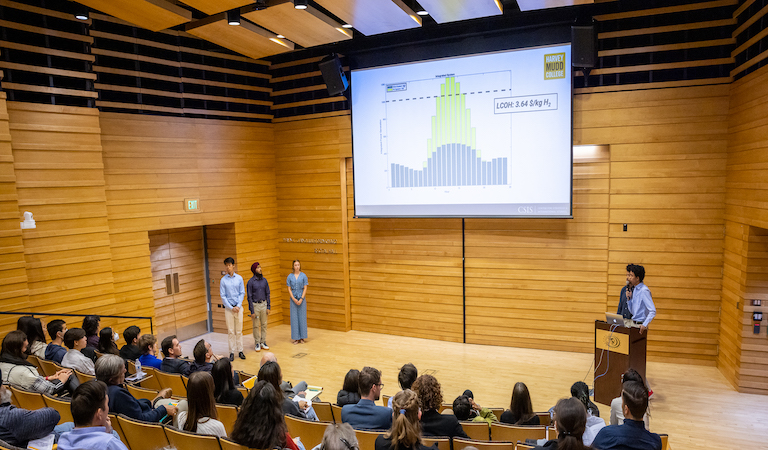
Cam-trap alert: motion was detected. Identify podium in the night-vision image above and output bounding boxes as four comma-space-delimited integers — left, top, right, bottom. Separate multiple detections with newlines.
593, 320, 647, 405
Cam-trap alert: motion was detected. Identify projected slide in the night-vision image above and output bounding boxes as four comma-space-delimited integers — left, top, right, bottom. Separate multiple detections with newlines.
351, 44, 571, 217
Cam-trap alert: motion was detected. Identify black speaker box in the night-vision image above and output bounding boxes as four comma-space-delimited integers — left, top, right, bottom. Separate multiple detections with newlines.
571, 25, 598, 68
319, 55, 349, 96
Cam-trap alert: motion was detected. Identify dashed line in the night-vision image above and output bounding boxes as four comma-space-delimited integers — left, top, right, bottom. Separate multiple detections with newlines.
383, 88, 508, 103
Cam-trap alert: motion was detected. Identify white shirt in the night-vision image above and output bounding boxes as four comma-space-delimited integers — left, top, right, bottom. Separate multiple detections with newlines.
176, 411, 227, 437
61, 349, 95, 375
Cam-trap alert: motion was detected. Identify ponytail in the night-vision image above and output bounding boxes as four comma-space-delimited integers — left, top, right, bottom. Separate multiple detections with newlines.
385, 390, 421, 450
553, 398, 590, 450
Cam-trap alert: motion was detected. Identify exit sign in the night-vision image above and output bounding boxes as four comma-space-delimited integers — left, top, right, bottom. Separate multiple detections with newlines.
184, 198, 201, 213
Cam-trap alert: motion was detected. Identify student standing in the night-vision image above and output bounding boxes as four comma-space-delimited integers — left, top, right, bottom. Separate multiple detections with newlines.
286, 260, 308, 344
247, 262, 270, 352
220, 257, 246, 361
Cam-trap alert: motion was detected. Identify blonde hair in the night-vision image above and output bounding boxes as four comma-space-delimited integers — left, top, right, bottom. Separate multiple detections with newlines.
384, 389, 421, 450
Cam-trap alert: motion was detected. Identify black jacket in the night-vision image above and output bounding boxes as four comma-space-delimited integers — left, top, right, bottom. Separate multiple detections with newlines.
160, 357, 191, 376
337, 389, 361, 406
420, 410, 469, 439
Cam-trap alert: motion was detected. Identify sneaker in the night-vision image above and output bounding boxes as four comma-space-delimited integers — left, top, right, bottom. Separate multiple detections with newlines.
229, 353, 234, 361
239, 352, 246, 360
255, 343, 261, 351
261, 342, 269, 350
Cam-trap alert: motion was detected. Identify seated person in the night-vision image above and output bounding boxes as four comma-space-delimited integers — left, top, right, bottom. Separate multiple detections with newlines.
318, 423, 359, 450
570, 381, 605, 446
177, 372, 227, 437
17, 316, 47, 360
260, 352, 308, 399
95, 354, 177, 422
62, 328, 95, 375
500, 382, 540, 425
337, 369, 360, 406
189, 339, 216, 374
118, 326, 141, 361
57, 380, 128, 450
388, 363, 418, 408
0, 330, 74, 395
212, 358, 244, 407
453, 393, 497, 424
610, 369, 650, 429
45, 319, 68, 363
82, 316, 101, 349
342, 366, 392, 430
258, 361, 304, 418
231, 380, 300, 450
160, 335, 191, 376
137, 334, 162, 370
532, 397, 590, 450
412, 374, 468, 438
0, 369, 60, 447
591, 381, 662, 450
376, 389, 436, 450
97, 328, 120, 356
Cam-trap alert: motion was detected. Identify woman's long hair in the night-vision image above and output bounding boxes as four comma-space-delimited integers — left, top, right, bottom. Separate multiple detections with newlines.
1, 330, 28, 360
97, 327, 119, 355
231, 380, 287, 449
510, 382, 535, 425
342, 369, 359, 394
17, 317, 45, 355
212, 358, 236, 403
570, 381, 599, 417
384, 389, 421, 450
257, 361, 284, 398
184, 371, 218, 433
553, 397, 590, 450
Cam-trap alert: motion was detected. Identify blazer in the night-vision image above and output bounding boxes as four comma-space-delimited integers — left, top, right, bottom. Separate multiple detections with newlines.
419, 409, 469, 439
342, 399, 392, 430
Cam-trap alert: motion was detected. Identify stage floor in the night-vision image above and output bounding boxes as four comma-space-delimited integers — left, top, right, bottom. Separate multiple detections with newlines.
181, 324, 767, 449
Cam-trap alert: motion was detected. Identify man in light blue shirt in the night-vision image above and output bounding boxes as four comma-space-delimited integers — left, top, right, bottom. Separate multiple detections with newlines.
221, 256, 246, 361
625, 264, 656, 334
57, 380, 128, 450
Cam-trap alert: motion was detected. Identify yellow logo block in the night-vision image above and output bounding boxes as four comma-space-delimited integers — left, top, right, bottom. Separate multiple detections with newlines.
544, 53, 566, 79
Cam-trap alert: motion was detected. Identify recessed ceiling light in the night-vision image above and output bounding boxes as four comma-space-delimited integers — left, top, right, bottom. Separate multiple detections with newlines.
342, 24, 353, 28
294, 0, 308, 9
227, 10, 240, 25
416, 10, 429, 16
74, 4, 89, 20
276, 34, 285, 39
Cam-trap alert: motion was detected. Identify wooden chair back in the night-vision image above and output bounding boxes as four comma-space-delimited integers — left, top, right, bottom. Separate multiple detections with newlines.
237, 386, 248, 398
220, 437, 249, 450
489, 408, 504, 419
117, 414, 170, 450
139, 367, 163, 391
490, 423, 546, 443
126, 383, 160, 402
8, 386, 45, 411
422, 437, 451, 450
164, 425, 222, 450
43, 393, 74, 424
285, 415, 333, 450
382, 394, 390, 407
26, 355, 45, 374
331, 404, 343, 423
454, 438, 515, 450
354, 429, 384, 450
515, 444, 535, 450
660, 433, 668, 450
109, 413, 127, 446
438, 402, 453, 413
535, 412, 551, 426
154, 369, 187, 397
313, 401, 335, 422
216, 403, 239, 437
127, 360, 137, 375
0, 438, 25, 450
74, 369, 95, 384
37, 358, 59, 377
461, 421, 491, 440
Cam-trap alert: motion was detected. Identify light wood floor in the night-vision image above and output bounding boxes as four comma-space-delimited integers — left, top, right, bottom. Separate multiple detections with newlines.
181, 324, 768, 449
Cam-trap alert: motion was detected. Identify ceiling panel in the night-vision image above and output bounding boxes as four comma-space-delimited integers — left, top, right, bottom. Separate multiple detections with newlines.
178, 0, 253, 16
418, 0, 503, 24
243, 4, 352, 48
76, 0, 191, 32
314, 0, 421, 36
186, 20, 294, 60
517, 0, 596, 12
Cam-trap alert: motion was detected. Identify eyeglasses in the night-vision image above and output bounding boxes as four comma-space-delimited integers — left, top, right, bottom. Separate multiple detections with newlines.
376, 383, 384, 388
321, 437, 358, 450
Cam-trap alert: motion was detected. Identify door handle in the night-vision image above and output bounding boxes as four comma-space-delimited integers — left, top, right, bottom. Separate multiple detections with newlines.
165, 274, 172, 295
173, 273, 180, 294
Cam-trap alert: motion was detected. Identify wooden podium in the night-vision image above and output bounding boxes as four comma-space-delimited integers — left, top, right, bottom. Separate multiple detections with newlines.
593, 320, 647, 405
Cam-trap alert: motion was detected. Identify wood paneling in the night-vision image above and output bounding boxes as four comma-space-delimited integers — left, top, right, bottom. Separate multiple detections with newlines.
207, 223, 237, 335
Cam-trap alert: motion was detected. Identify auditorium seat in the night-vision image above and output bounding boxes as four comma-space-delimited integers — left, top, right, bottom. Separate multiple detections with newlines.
127, 360, 137, 375
285, 414, 333, 450
43, 393, 74, 424
0, 438, 24, 450
313, 401, 335, 422
74, 368, 95, 384
154, 370, 187, 397
36, 358, 60, 377
454, 437, 515, 450
515, 444, 535, 450
164, 424, 222, 450
26, 355, 45, 375
422, 436, 451, 450
660, 433, 668, 450
331, 404, 343, 423
8, 386, 45, 410
381, 394, 390, 407
354, 429, 384, 450
220, 437, 249, 450
138, 367, 163, 390
108, 413, 127, 447
461, 421, 491, 440
438, 402, 452, 413
535, 412, 551, 426
126, 383, 160, 402
216, 403, 239, 436
237, 386, 248, 398
489, 408, 504, 419
490, 423, 546, 443
117, 414, 170, 450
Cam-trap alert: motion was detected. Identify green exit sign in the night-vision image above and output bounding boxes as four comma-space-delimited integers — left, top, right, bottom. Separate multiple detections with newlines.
184, 198, 201, 213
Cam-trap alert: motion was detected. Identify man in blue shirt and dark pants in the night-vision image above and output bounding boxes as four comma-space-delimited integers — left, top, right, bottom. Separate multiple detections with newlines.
220, 257, 246, 361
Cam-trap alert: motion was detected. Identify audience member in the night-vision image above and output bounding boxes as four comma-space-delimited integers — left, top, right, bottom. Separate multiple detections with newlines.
341, 366, 392, 430
500, 382, 540, 425
453, 394, 498, 424
82, 316, 101, 349
260, 352, 309, 399
160, 335, 191, 376
610, 369, 650, 429
0, 368, 60, 447
591, 381, 661, 450
318, 423, 359, 450
0, 330, 74, 395
137, 334, 162, 370
231, 380, 300, 450
376, 389, 436, 450
17, 316, 47, 359
212, 358, 244, 407
95, 354, 177, 422
412, 374, 468, 439
62, 328, 95, 375
387, 363, 418, 408
189, 339, 217, 373
177, 372, 227, 437
45, 319, 68, 363
258, 361, 304, 418
118, 326, 141, 361
57, 380, 128, 450
570, 381, 604, 446
532, 397, 590, 450
337, 369, 361, 406
97, 328, 119, 355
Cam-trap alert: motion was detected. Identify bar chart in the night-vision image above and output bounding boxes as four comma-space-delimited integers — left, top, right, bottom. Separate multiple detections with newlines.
388, 76, 509, 188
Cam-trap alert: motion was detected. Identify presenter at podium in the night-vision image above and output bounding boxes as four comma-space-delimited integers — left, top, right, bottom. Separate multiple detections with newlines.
619, 264, 656, 334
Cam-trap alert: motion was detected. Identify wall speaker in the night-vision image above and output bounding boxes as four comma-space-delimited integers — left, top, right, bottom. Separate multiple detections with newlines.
571, 25, 598, 68
319, 54, 349, 96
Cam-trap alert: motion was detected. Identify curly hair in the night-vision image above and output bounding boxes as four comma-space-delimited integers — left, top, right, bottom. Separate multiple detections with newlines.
411, 374, 442, 411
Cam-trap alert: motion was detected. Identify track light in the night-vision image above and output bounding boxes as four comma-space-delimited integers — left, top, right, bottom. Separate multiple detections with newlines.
294, 0, 308, 10
74, 4, 89, 21
227, 9, 240, 26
